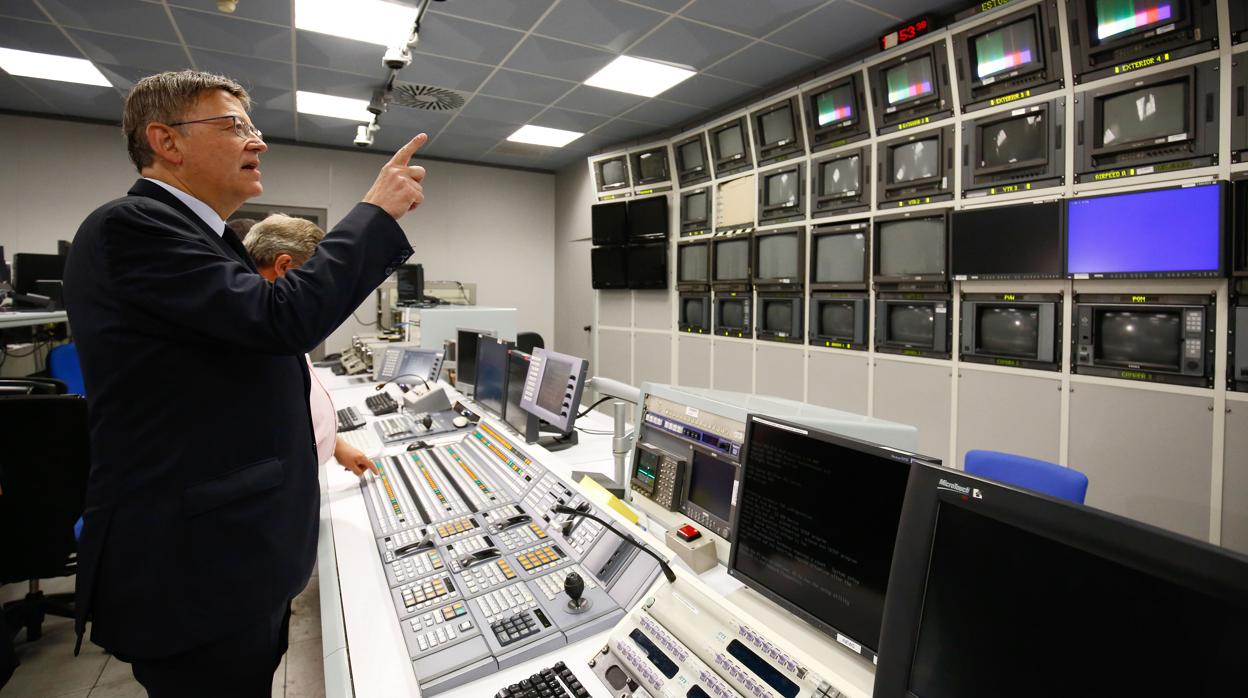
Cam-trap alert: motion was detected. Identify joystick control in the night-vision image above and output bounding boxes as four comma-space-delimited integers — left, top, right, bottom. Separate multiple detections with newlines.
564, 572, 590, 614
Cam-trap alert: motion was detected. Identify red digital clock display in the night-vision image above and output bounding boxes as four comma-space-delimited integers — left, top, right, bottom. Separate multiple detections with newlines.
880, 17, 932, 51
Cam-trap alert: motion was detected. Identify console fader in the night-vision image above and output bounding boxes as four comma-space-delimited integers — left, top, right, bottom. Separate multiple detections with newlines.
359, 422, 662, 695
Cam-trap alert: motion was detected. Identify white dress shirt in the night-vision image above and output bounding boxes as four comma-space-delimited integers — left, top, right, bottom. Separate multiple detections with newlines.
143, 177, 227, 236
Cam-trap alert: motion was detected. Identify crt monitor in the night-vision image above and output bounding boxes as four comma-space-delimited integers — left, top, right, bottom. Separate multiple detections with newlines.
756, 101, 797, 151
1095, 77, 1187, 154
626, 243, 668, 290
889, 136, 940, 184
876, 215, 948, 282
591, 202, 628, 245
631, 147, 669, 185
687, 448, 736, 528
978, 111, 1046, 171
395, 264, 424, 305
474, 337, 513, 420
971, 15, 1041, 85
951, 200, 1063, 279
884, 57, 935, 108
595, 156, 629, 191
813, 81, 856, 130
591, 247, 628, 289
820, 153, 861, 198
678, 138, 705, 172
755, 231, 800, 282
761, 168, 800, 213
677, 243, 709, 285
713, 237, 751, 284
812, 227, 868, 288
730, 415, 938, 662
681, 189, 709, 228
503, 350, 536, 440
455, 328, 495, 395
627, 196, 669, 240
874, 467, 1248, 698
757, 295, 802, 338
518, 347, 589, 435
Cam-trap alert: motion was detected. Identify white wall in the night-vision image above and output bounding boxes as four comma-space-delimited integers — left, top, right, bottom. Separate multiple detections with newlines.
0, 113, 556, 352
553, 162, 594, 359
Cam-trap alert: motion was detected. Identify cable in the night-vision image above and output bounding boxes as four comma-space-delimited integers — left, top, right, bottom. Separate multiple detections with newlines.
574, 426, 614, 436
375, 373, 430, 391
575, 396, 613, 418
352, 310, 378, 327
551, 505, 676, 583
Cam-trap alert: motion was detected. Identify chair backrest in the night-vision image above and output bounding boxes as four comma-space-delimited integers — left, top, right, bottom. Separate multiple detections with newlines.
964, 450, 1089, 504
0, 395, 90, 583
48, 342, 86, 396
516, 332, 545, 354
0, 377, 68, 396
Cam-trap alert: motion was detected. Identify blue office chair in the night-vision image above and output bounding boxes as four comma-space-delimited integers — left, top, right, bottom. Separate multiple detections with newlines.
963, 450, 1089, 504
47, 343, 85, 396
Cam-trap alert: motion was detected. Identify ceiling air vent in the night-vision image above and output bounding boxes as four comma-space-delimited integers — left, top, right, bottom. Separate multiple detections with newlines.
390, 83, 466, 111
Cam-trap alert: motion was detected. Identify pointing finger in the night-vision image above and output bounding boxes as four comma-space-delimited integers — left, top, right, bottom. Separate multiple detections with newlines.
388, 133, 428, 166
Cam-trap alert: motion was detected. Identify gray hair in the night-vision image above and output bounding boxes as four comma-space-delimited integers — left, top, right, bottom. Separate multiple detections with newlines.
123, 70, 250, 172
243, 214, 326, 267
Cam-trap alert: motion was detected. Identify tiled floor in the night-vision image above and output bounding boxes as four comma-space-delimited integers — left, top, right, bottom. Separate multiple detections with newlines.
1, 572, 325, 698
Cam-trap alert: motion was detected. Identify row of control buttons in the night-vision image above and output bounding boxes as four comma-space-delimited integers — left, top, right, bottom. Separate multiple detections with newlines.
389, 548, 444, 583
382, 528, 427, 557
714, 653, 776, 698
697, 669, 744, 698
474, 583, 537, 624
639, 614, 689, 663
737, 624, 798, 673
437, 516, 478, 540
614, 639, 664, 693
458, 559, 517, 595
377, 414, 414, 439
515, 544, 565, 574
495, 522, 549, 551
399, 574, 455, 612
407, 601, 474, 654
491, 611, 540, 647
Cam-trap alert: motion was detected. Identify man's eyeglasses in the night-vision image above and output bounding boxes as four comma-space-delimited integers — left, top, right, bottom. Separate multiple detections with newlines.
168, 114, 263, 142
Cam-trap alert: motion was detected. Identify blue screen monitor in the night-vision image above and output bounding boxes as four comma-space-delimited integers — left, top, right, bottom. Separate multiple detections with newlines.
1066, 183, 1225, 278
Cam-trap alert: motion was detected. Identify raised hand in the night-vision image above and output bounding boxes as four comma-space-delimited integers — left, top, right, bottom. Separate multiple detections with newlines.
362, 133, 428, 219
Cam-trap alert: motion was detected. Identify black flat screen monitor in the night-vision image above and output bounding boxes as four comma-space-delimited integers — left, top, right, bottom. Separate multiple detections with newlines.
627, 243, 668, 290
678, 243, 709, 284
688, 449, 735, 523
1096, 79, 1187, 151
979, 111, 1046, 169
730, 415, 926, 661
13, 253, 66, 295
952, 200, 1063, 279
628, 196, 668, 240
885, 57, 935, 107
756, 233, 800, 280
519, 347, 588, 434
820, 154, 861, 196
813, 231, 867, 286
875, 467, 1248, 698
972, 16, 1041, 83
890, 137, 940, 184
0, 245, 8, 285
504, 350, 533, 438
681, 190, 709, 226
591, 247, 628, 289
396, 264, 424, 305
592, 202, 628, 245
455, 328, 494, 395
877, 216, 947, 280
474, 338, 513, 419
714, 238, 750, 283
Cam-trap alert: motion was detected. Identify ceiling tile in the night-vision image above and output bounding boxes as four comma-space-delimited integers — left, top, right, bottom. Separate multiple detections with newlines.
376, 105, 456, 135
426, 1, 556, 32
628, 17, 750, 70
241, 86, 295, 140
535, 0, 666, 53
0, 1, 46, 21
0, 73, 56, 114
503, 35, 614, 83
622, 98, 704, 125
555, 84, 646, 115
171, 8, 291, 63
17, 77, 123, 122
626, 0, 690, 11
193, 48, 292, 91
0, 18, 79, 55
479, 151, 557, 169
296, 113, 365, 146
530, 107, 610, 133
295, 30, 385, 76
441, 115, 522, 140
478, 68, 575, 104
413, 12, 525, 66
40, 0, 179, 42
590, 117, 660, 141
705, 42, 821, 87
391, 53, 494, 93
768, 1, 894, 58
69, 30, 191, 75
296, 66, 378, 101
680, 0, 826, 39
419, 132, 502, 160
664, 73, 748, 109
167, 0, 291, 25
457, 95, 545, 124
854, 0, 943, 21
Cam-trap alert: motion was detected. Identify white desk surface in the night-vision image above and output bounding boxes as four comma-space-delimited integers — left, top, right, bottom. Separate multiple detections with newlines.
0, 309, 68, 329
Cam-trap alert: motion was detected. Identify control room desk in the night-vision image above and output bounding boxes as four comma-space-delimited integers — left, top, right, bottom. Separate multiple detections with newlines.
314, 370, 621, 698
0, 309, 68, 329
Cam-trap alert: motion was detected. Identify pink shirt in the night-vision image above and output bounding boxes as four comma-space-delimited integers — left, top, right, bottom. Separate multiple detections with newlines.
307, 357, 337, 465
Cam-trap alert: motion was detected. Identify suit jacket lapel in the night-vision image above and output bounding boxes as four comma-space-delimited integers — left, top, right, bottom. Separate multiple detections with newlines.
126, 179, 256, 270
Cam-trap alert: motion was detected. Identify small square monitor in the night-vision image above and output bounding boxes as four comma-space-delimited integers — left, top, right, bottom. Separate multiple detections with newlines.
820, 154, 860, 196
632, 147, 670, 185
979, 111, 1047, 169
627, 243, 668, 290
595, 156, 629, 192
763, 170, 799, 209
973, 16, 1041, 82
679, 138, 705, 171
713, 238, 751, 283
678, 243, 709, 284
395, 264, 424, 305
891, 137, 940, 183
681, 189, 709, 227
591, 247, 629, 289
756, 232, 800, 281
815, 83, 856, 128
759, 104, 796, 147
591, 202, 628, 245
628, 196, 669, 240
716, 125, 745, 159
474, 338, 513, 420
1096, 79, 1187, 151
885, 57, 935, 107
812, 229, 868, 287
876, 215, 948, 281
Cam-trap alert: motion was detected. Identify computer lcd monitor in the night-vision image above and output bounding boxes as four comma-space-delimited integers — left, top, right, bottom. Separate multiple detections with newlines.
885, 57, 935, 106
890, 137, 940, 184
455, 328, 495, 395
12, 253, 66, 296
0, 245, 8, 285
1096, 79, 1187, 151
591, 202, 629, 245
876, 216, 948, 281
591, 246, 628, 289
713, 238, 751, 283
820, 154, 860, 196
979, 111, 1045, 169
519, 347, 589, 435
627, 243, 668, 290
1066, 183, 1224, 278
627, 196, 669, 240
678, 243, 709, 284
396, 264, 424, 305
504, 350, 535, 439
756, 232, 800, 281
813, 230, 868, 287
952, 200, 1063, 279
874, 467, 1248, 698
972, 16, 1040, 82
815, 82, 856, 128
474, 337, 513, 419
730, 415, 934, 662
681, 190, 709, 227
688, 449, 735, 523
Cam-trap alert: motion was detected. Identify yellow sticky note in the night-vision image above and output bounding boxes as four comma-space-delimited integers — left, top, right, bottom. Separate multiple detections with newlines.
578, 475, 640, 525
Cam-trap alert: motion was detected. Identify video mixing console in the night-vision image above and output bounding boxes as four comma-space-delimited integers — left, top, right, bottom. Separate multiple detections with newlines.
359, 421, 664, 695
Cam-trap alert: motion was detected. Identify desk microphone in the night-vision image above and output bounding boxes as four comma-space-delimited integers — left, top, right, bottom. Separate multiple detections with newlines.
375, 373, 431, 392
551, 504, 676, 584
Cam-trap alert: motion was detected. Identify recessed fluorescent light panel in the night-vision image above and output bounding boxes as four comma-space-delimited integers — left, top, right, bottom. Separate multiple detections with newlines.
585, 55, 695, 98
295, 0, 418, 46
0, 47, 111, 87
507, 125, 583, 148
296, 90, 372, 122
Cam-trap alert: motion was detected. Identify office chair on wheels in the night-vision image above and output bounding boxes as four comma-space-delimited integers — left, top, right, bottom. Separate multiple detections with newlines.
963, 450, 1089, 504
0, 394, 90, 643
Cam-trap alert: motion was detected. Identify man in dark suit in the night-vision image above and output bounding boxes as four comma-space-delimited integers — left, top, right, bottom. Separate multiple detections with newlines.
62, 70, 427, 696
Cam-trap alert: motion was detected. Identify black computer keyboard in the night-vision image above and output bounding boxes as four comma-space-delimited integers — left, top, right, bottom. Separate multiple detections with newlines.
493, 662, 588, 698
336, 406, 366, 432
365, 392, 399, 416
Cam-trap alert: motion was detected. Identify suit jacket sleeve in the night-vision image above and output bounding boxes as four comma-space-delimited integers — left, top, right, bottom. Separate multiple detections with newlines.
101, 200, 411, 354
